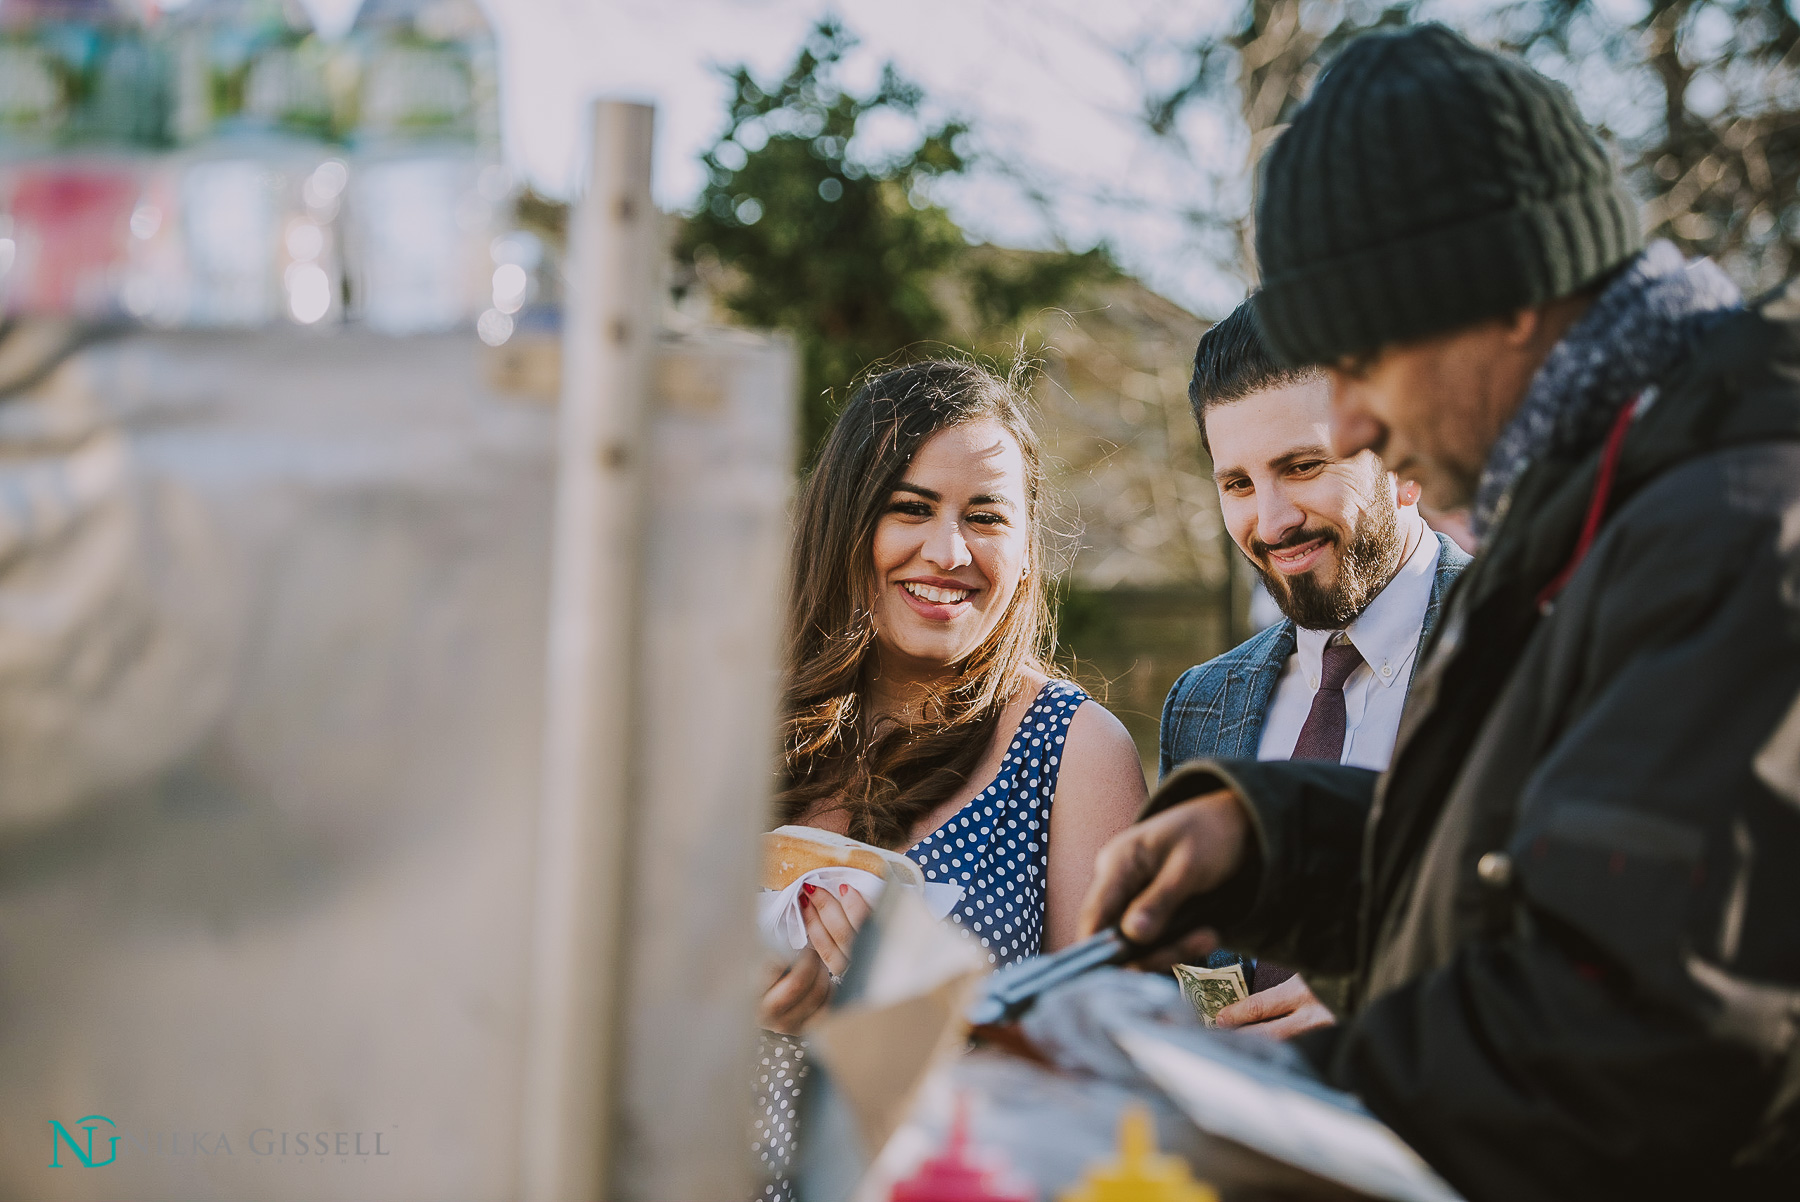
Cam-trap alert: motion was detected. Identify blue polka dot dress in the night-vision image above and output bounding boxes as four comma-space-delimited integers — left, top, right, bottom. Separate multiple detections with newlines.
752, 679, 1087, 1200
905, 678, 1087, 967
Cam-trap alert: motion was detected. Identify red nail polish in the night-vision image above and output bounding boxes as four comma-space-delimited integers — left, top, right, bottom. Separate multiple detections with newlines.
838, 883, 849, 896
799, 892, 810, 909
802, 883, 816, 895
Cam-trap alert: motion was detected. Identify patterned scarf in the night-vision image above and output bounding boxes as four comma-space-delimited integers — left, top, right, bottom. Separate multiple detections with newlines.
1471, 240, 1742, 540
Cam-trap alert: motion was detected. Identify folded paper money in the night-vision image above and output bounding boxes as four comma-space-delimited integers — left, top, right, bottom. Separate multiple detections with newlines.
1172, 963, 1247, 1028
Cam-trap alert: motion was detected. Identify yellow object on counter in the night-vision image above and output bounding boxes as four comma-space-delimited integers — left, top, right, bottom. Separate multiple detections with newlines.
1058, 1106, 1220, 1202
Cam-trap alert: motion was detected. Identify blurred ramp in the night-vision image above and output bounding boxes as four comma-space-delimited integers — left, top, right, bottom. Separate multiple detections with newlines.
0, 316, 793, 1201
0, 327, 556, 1202
0, 322, 240, 829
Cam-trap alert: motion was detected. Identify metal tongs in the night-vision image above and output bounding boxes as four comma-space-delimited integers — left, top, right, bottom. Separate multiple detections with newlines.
964, 927, 1143, 1027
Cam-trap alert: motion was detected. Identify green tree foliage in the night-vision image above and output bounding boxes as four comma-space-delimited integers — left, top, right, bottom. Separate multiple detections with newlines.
679, 21, 1114, 456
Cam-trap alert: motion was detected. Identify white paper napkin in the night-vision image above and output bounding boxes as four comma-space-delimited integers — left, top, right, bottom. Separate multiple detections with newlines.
758, 867, 964, 953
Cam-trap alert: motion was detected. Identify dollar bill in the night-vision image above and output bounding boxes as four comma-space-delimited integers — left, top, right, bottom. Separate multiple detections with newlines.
1173, 962, 1248, 1028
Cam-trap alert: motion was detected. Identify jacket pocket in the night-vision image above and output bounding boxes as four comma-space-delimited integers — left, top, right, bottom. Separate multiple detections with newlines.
1508, 803, 1706, 998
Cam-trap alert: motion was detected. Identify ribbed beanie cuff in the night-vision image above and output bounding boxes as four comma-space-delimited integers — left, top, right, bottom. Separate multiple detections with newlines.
1252, 25, 1643, 367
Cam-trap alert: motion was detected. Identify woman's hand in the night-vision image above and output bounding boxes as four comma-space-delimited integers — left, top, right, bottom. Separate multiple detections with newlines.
758, 950, 832, 1035
798, 881, 872, 978
756, 882, 873, 1035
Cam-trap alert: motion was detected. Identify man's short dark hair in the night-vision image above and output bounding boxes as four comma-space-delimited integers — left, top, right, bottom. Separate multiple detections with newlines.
1189, 297, 1320, 455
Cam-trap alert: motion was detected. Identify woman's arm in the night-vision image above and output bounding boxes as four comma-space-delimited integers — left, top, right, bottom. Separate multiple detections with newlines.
1042, 701, 1148, 952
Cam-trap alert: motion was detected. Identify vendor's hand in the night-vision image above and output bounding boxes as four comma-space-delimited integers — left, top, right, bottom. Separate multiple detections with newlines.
1130, 929, 1226, 974
799, 881, 872, 978
1077, 789, 1250, 947
1216, 975, 1336, 1041
757, 950, 832, 1035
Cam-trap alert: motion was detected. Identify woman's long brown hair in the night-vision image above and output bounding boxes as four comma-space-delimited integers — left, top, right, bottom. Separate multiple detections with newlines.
777, 359, 1055, 848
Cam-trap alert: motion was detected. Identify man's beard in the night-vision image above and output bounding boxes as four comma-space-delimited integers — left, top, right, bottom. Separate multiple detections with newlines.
1250, 495, 1404, 631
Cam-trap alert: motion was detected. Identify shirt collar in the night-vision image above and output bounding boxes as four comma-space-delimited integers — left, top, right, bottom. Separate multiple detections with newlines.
1293, 526, 1441, 689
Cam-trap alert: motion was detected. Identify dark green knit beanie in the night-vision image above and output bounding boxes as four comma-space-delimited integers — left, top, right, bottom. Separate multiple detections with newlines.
1252, 24, 1642, 367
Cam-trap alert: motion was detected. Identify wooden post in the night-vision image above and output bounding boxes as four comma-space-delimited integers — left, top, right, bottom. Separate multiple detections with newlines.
521, 99, 658, 1202
521, 99, 797, 1201
611, 328, 794, 1200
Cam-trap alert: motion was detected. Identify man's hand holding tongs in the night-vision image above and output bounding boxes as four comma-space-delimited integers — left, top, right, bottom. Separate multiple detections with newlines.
1075, 787, 1251, 955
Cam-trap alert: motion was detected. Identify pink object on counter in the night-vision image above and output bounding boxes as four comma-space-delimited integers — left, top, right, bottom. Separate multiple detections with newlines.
890, 1095, 1036, 1202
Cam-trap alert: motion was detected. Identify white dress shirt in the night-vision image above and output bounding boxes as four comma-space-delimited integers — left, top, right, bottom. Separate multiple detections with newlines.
1256, 530, 1442, 770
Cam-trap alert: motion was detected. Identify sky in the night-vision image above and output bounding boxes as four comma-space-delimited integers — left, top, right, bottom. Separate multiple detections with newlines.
291, 0, 1652, 319
301, 0, 1258, 317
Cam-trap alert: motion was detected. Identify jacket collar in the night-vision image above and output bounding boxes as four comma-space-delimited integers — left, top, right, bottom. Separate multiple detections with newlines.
1413, 532, 1471, 683
1472, 242, 1741, 540
1227, 619, 1297, 688
1217, 621, 1295, 760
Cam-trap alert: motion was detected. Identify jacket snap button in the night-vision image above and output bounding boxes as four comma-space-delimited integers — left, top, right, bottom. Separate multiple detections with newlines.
1476, 851, 1514, 887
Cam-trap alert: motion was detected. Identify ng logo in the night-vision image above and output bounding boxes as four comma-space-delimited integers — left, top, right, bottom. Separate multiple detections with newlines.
48, 1114, 118, 1167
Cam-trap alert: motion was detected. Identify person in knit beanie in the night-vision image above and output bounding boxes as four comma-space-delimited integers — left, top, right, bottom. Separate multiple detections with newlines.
1081, 23, 1800, 1202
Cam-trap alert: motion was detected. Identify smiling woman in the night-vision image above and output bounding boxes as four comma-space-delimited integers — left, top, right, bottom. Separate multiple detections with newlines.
759, 359, 1147, 1020
750, 358, 1147, 1197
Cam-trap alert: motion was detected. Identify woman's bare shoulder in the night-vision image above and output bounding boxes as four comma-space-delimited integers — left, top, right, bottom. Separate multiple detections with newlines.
1060, 694, 1144, 771
1039, 689, 1146, 949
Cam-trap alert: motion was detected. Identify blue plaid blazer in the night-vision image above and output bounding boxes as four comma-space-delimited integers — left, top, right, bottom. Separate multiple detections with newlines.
1159, 532, 1472, 780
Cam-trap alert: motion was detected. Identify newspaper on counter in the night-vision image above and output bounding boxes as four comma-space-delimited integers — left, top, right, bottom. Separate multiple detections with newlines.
1111, 1021, 1465, 1202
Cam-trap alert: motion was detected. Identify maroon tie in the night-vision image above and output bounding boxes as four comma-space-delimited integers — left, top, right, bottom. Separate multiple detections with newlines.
1253, 640, 1365, 996
1290, 639, 1364, 763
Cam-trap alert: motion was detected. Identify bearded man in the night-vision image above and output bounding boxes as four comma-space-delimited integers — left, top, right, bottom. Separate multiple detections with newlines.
1082, 24, 1800, 1200
1158, 299, 1468, 1038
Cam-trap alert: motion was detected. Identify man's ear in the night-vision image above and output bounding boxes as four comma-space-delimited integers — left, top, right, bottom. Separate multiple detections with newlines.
1501, 307, 1542, 348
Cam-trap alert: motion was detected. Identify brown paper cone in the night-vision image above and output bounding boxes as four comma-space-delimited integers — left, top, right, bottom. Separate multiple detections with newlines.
808, 971, 980, 1157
